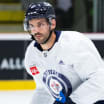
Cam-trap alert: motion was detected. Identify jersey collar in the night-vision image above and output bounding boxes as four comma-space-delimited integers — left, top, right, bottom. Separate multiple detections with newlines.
34, 30, 61, 51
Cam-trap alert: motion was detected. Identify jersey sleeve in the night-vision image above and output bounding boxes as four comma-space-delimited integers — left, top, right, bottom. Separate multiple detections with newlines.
24, 42, 55, 104
30, 88, 54, 104
25, 57, 55, 104
24, 53, 33, 76
70, 32, 104, 104
24, 41, 35, 76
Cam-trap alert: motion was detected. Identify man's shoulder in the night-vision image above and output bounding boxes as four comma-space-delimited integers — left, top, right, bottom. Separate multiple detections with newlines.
59, 31, 86, 43
58, 31, 92, 51
61, 31, 85, 39
25, 40, 35, 56
26, 40, 35, 49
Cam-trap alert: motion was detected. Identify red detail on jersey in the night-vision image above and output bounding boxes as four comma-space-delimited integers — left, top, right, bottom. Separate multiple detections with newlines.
51, 81, 60, 92
30, 66, 40, 75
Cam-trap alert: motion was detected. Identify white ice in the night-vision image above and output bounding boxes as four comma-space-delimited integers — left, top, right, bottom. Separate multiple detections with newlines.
0, 90, 34, 104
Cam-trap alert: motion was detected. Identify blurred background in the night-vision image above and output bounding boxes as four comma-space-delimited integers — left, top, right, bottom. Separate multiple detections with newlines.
0, 0, 104, 104
0, 0, 104, 32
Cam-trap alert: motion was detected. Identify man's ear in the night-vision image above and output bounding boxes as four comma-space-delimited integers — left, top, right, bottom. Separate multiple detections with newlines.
50, 19, 56, 30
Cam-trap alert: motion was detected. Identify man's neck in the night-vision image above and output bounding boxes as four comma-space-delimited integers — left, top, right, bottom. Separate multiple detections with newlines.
40, 32, 56, 51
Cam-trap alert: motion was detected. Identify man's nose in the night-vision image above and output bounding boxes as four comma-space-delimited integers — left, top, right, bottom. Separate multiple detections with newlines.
32, 26, 40, 33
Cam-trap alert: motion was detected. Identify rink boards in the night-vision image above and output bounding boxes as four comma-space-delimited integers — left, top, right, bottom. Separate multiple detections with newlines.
0, 33, 104, 90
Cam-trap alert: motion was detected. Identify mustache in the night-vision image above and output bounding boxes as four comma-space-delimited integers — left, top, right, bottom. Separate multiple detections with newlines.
34, 33, 43, 36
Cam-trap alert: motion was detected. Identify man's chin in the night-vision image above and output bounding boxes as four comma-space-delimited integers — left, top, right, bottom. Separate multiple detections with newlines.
36, 40, 45, 44
35, 38, 48, 44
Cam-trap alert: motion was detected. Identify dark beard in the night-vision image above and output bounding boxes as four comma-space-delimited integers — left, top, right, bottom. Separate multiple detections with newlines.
31, 30, 53, 44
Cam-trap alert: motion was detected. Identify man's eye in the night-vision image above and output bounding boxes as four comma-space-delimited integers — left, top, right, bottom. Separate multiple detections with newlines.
29, 25, 34, 28
38, 23, 45, 27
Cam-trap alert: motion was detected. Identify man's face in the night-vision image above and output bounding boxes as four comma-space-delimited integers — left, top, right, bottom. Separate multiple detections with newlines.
29, 18, 51, 44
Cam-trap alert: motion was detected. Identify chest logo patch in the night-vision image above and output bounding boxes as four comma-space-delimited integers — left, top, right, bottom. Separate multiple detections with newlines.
43, 70, 72, 99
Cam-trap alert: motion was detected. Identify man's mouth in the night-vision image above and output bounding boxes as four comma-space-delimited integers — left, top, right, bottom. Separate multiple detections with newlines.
35, 34, 42, 39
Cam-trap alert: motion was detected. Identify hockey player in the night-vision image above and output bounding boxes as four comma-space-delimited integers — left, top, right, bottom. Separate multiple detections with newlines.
24, 2, 104, 104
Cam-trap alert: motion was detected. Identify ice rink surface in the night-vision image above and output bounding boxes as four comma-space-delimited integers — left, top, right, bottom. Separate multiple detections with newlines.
0, 90, 34, 104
